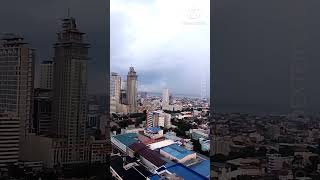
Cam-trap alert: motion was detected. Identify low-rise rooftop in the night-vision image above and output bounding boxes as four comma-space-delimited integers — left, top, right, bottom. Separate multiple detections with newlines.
110, 155, 151, 180
189, 160, 210, 178
146, 127, 161, 134
149, 163, 208, 180
148, 139, 175, 150
138, 148, 166, 167
161, 144, 195, 160
112, 133, 138, 146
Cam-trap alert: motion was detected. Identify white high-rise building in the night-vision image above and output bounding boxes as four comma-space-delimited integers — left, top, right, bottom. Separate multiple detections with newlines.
110, 72, 121, 103
0, 113, 19, 167
39, 60, 54, 90
200, 72, 208, 100
126, 67, 138, 113
146, 110, 171, 128
163, 113, 172, 128
147, 111, 159, 128
121, 80, 127, 91
162, 88, 170, 106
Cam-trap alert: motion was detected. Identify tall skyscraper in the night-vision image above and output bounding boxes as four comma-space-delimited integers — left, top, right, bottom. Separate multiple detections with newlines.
0, 34, 35, 154
126, 67, 138, 113
201, 72, 207, 100
39, 60, 54, 90
162, 88, 170, 106
52, 16, 89, 164
110, 72, 121, 103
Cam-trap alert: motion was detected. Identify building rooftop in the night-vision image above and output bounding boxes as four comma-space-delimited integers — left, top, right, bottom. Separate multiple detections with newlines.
161, 144, 195, 160
148, 139, 175, 150
189, 160, 210, 178
112, 133, 138, 146
110, 155, 151, 180
146, 127, 161, 134
138, 148, 166, 167
149, 163, 208, 180
128, 142, 147, 153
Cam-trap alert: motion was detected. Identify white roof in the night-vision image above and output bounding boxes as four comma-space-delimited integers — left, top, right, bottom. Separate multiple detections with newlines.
148, 139, 175, 150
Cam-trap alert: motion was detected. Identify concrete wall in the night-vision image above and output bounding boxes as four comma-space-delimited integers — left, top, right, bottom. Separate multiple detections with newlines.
140, 156, 159, 173
111, 137, 127, 153
20, 134, 54, 168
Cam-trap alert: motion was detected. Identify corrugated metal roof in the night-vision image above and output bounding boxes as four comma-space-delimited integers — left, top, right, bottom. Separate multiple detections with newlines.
113, 133, 138, 146
189, 160, 210, 178
161, 144, 195, 160
138, 148, 166, 167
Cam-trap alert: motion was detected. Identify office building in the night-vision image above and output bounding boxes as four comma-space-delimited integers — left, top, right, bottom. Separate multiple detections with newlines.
110, 72, 121, 103
89, 139, 108, 164
121, 79, 127, 90
0, 113, 19, 167
126, 67, 137, 113
146, 111, 159, 128
87, 104, 100, 129
39, 60, 53, 90
110, 96, 117, 113
52, 16, 89, 164
162, 88, 170, 106
0, 34, 35, 161
33, 88, 52, 135
147, 110, 171, 128
163, 113, 172, 128
120, 89, 127, 105
120, 79, 127, 104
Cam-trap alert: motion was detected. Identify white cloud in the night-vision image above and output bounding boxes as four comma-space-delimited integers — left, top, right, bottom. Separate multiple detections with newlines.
111, 0, 210, 96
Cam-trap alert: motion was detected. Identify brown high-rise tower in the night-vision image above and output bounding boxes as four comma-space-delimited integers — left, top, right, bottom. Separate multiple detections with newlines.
52, 16, 89, 164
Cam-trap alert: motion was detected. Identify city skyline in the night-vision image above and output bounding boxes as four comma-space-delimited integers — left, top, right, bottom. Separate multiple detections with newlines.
0, 0, 107, 95
111, 0, 210, 96
0, 13, 111, 178
111, 70, 209, 98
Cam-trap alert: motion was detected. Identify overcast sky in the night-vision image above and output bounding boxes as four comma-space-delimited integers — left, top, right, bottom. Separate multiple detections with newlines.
0, 0, 107, 95
213, 0, 320, 114
111, 0, 210, 96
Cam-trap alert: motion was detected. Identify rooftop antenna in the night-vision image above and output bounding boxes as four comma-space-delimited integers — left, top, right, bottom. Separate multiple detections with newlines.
67, 8, 70, 18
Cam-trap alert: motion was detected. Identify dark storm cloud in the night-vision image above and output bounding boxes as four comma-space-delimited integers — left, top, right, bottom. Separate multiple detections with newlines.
213, 0, 320, 114
0, 0, 107, 94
